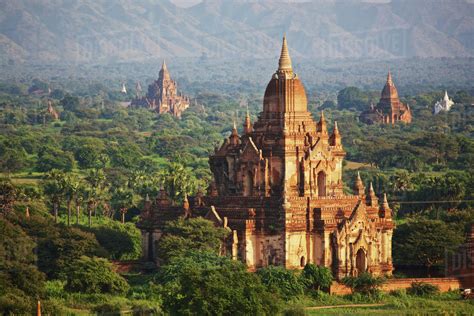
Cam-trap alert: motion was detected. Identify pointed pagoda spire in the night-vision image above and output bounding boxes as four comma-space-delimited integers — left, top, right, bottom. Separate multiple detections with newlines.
444, 90, 449, 101
386, 69, 393, 86
367, 182, 378, 207
229, 120, 240, 146
183, 193, 189, 211
381, 193, 390, 210
37, 300, 41, 316
317, 111, 328, 135
143, 193, 152, 215
243, 108, 252, 134
380, 193, 391, 218
160, 59, 170, 80
330, 121, 342, 147
162, 59, 168, 72
278, 35, 293, 73
381, 69, 399, 100
354, 171, 365, 196
25, 206, 30, 219
157, 185, 170, 207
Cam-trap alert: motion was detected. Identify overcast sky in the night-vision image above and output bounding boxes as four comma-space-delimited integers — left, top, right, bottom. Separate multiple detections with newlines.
170, 0, 474, 6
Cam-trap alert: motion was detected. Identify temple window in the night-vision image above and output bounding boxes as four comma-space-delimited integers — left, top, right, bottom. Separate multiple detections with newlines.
317, 171, 326, 197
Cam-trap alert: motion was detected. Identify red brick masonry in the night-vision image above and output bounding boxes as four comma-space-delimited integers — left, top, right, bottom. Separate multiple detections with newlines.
330, 277, 462, 295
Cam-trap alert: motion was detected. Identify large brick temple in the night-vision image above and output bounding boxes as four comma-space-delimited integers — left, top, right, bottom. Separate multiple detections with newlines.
131, 60, 190, 118
138, 37, 394, 279
360, 71, 412, 125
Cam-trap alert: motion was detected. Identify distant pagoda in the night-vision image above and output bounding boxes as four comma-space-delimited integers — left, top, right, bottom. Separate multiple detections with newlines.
434, 91, 454, 115
47, 100, 59, 120
131, 61, 190, 118
360, 71, 412, 125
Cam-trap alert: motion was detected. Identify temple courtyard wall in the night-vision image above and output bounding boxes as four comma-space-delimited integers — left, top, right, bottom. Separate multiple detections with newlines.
329, 277, 462, 295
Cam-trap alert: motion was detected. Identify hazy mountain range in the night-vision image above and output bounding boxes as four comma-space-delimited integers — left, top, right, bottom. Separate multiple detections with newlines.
0, 0, 473, 64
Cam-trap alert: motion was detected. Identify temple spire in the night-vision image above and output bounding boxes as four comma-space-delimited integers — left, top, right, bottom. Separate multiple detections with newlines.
278, 35, 293, 72
243, 109, 252, 134
367, 182, 378, 207
183, 194, 189, 210
386, 70, 393, 86
354, 171, 365, 196
330, 121, 342, 147
162, 59, 168, 72
380, 193, 391, 218
317, 111, 328, 135
230, 120, 240, 146
160, 60, 170, 80
382, 193, 389, 210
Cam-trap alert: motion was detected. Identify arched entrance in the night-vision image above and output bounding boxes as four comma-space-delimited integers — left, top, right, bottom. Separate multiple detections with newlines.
244, 170, 253, 197
355, 248, 367, 275
300, 256, 306, 267
317, 171, 326, 197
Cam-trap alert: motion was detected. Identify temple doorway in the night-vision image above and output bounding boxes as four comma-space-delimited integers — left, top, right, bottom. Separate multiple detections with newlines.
300, 256, 306, 267
317, 171, 326, 197
356, 248, 367, 275
244, 170, 253, 196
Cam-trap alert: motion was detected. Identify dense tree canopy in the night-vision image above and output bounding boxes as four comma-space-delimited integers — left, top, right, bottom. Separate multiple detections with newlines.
393, 218, 465, 275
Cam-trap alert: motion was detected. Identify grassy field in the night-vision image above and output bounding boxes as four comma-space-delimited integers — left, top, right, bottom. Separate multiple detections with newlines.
304, 292, 474, 315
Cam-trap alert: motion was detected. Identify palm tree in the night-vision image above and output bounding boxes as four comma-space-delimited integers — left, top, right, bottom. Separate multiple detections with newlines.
84, 169, 108, 217
0, 180, 17, 215
112, 186, 135, 224
164, 163, 198, 204
128, 170, 163, 200
84, 186, 95, 228
43, 169, 66, 223
63, 173, 80, 226
75, 182, 87, 225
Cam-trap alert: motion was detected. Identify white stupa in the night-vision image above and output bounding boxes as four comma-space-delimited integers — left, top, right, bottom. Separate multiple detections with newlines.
121, 83, 127, 94
434, 91, 454, 114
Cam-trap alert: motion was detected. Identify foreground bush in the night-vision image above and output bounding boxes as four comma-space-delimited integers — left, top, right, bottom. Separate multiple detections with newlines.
257, 266, 305, 300
342, 272, 385, 295
156, 218, 229, 263
407, 282, 439, 297
87, 219, 142, 260
65, 256, 130, 295
300, 263, 333, 292
158, 251, 281, 315
131, 301, 162, 316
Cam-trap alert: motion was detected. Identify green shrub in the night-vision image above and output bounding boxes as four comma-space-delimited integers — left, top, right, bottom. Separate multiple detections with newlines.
300, 263, 333, 292
407, 282, 439, 297
389, 288, 407, 298
283, 305, 307, 316
92, 302, 122, 315
41, 299, 66, 315
257, 265, 305, 300
0, 292, 33, 315
159, 251, 281, 315
128, 282, 162, 301
341, 272, 385, 296
131, 301, 162, 316
45, 280, 66, 299
65, 256, 130, 295
88, 220, 142, 260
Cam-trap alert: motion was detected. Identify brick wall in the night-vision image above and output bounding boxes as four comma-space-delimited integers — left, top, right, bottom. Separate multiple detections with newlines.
330, 277, 462, 295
